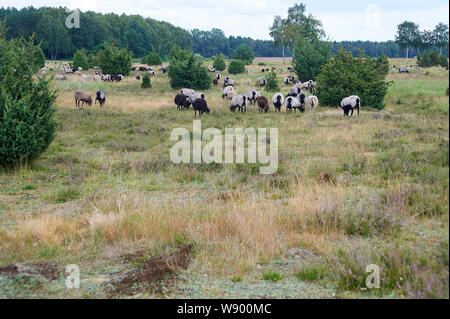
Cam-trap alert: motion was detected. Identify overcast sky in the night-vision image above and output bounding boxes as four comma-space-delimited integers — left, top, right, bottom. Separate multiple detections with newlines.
2, 1, 449, 41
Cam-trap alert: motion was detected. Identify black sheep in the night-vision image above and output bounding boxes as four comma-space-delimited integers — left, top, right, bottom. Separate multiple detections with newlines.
174, 93, 189, 110
193, 98, 210, 118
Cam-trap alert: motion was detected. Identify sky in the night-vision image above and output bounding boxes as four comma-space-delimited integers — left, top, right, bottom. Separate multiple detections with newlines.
2, 0, 449, 41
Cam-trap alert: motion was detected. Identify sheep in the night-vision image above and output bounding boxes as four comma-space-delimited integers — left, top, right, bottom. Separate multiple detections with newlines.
230, 94, 247, 113
74, 90, 92, 107
261, 68, 265, 73
54, 74, 68, 81
305, 96, 319, 111
174, 93, 189, 110
95, 90, 107, 107
226, 91, 237, 100
216, 73, 221, 80
93, 75, 101, 81
244, 90, 261, 105
181, 88, 196, 98
257, 77, 266, 88
222, 86, 234, 99
223, 77, 234, 88
149, 71, 155, 76
399, 66, 409, 73
187, 92, 206, 107
245, 68, 249, 74
287, 86, 301, 97
257, 96, 269, 113
160, 67, 167, 73
101, 74, 111, 81
272, 93, 284, 112
213, 79, 219, 86
208, 67, 216, 72
285, 96, 299, 113
340, 95, 360, 117
193, 98, 210, 118
136, 75, 141, 80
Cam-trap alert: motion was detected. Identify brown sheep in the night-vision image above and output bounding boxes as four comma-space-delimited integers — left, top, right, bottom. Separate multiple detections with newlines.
74, 90, 92, 107
257, 96, 269, 113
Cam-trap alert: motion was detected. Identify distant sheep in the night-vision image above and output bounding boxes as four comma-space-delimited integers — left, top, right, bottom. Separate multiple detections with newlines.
223, 77, 234, 88
244, 90, 261, 105
95, 90, 107, 107
213, 79, 219, 86
340, 95, 360, 117
399, 66, 409, 73
208, 67, 216, 72
256, 77, 266, 88
54, 74, 68, 81
230, 94, 247, 113
216, 73, 221, 80
305, 96, 319, 111
74, 90, 92, 107
257, 96, 269, 113
272, 93, 284, 112
193, 98, 210, 118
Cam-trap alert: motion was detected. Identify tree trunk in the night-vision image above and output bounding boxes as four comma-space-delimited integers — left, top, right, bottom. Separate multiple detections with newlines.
406, 47, 409, 60
282, 45, 285, 64
439, 47, 442, 56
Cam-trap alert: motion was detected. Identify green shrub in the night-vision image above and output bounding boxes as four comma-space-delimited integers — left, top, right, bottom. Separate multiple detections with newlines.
142, 52, 162, 66
72, 49, 89, 71
297, 266, 323, 281
232, 44, 254, 65
228, 59, 245, 74
168, 47, 211, 90
316, 48, 390, 110
213, 53, 226, 71
293, 38, 331, 82
417, 51, 441, 68
0, 31, 57, 168
87, 52, 99, 68
258, 62, 266, 66
141, 74, 151, 89
262, 272, 283, 282
264, 70, 279, 92
97, 45, 132, 75
32, 44, 46, 72
440, 55, 448, 68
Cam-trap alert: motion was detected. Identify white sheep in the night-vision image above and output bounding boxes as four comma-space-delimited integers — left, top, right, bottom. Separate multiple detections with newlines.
222, 86, 235, 99
230, 94, 247, 113
305, 96, 319, 111
340, 95, 360, 117
181, 88, 196, 98
244, 90, 261, 105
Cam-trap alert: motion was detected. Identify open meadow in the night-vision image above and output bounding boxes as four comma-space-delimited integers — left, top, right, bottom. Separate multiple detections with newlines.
0, 58, 448, 299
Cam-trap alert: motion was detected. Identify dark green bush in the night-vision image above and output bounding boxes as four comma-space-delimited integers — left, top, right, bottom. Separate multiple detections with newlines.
228, 59, 245, 74
97, 45, 132, 75
213, 53, 226, 71
232, 44, 254, 65
0, 31, 57, 168
264, 70, 279, 92
293, 38, 331, 82
141, 74, 151, 89
440, 55, 448, 68
316, 48, 390, 110
168, 47, 211, 90
142, 52, 162, 66
417, 51, 441, 68
72, 49, 89, 71
32, 44, 46, 72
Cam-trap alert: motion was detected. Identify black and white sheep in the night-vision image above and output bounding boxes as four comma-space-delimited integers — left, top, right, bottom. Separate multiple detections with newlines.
287, 86, 301, 97
244, 90, 261, 105
223, 77, 234, 88
230, 95, 247, 113
222, 86, 235, 99
95, 90, 107, 107
181, 88, 196, 98
340, 95, 360, 117
272, 93, 284, 112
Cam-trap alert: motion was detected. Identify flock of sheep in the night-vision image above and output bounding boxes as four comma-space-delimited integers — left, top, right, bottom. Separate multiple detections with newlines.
174, 73, 360, 117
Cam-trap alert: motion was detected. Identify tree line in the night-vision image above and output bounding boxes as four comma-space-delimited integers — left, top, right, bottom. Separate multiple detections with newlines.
1, 6, 447, 61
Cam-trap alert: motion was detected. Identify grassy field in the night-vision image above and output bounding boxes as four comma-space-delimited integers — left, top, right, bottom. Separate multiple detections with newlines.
0, 58, 448, 299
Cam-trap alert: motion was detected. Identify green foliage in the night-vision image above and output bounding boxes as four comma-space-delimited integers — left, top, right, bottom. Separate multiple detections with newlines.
141, 74, 151, 89
264, 70, 280, 92
0, 32, 57, 168
417, 51, 441, 68
72, 50, 89, 71
97, 45, 132, 75
213, 53, 226, 71
232, 44, 254, 64
440, 55, 448, 68
293, 38, 331, 82
374, 55, 390, 77
142, 52, 162, 66
297, 266, 323, 281
87, 52, 99, 68
228, 59, 245, 74
262, 272, 283, 282
258, 62, 267, 66
31, 45, 46, 72
316, 47, 390, 110
168, 47, 211, 90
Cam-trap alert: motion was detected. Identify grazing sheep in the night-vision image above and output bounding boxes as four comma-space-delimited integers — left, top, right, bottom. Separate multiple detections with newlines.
181, 88, 196, 98
136, 75, 141, 80
54, 74, 68, 81
261, 68, 265, 73
230, 95, 247, 113
216, 73, 221, 80
193, 98, 210, 118
284, 77, 290, 85
399, 66, 409, 73
226, 91, 237, 100
305, 96, 319, 111
287, 86, 301, 97
245, 68, 249, 74
208, 67, 216, 72
95, 90, 107, 107
160, 67, 167, 73
101, 74, 111, 81
272, 93, 284, 112
244, 90, 261, 105
187, 92, 206, 107
74, 90, 92, 107
257, 96, 269, 113
213, 79, 219, 86
149, 71, 155, 76
286, 94, 305, 113
222, 86, 235, 99
223, 77, 234, 88
257, 77, 266, 88
340, 95, 360, 117
174, 93, 189, 110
